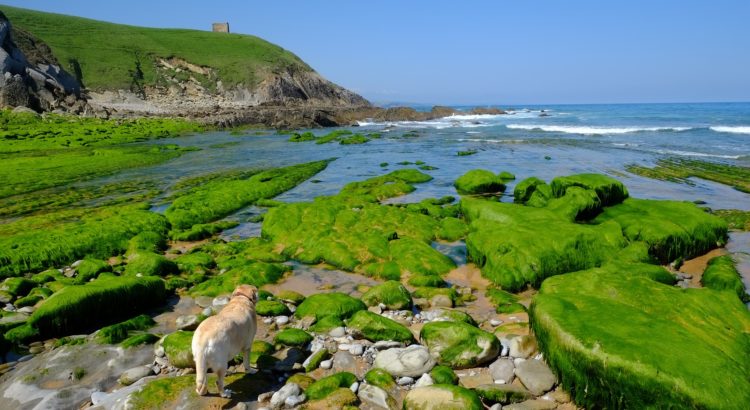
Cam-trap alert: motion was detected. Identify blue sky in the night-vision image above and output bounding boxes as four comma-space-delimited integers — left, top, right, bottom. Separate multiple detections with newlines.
3, 1, 749, 105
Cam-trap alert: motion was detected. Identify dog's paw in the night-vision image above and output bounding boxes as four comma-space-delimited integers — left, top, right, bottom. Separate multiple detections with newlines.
220, 388, 233, 398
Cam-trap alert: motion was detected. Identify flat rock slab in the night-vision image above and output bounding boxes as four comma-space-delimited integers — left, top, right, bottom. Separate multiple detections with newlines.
374, 345, 436, 378
503, 398, 558, 410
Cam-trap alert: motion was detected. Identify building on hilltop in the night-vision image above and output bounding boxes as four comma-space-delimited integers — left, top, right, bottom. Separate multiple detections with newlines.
212, 22, 230, 33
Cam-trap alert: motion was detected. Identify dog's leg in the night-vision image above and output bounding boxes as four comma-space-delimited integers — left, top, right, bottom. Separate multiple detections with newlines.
242, 348, 251, 372
216, 367, 232, 398
194, 349, 208, 396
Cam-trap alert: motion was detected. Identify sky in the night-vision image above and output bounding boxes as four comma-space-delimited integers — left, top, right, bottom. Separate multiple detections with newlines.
3, 0, 749, 105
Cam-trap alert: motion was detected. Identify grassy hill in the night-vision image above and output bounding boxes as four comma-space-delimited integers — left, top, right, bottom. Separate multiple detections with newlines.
1, 5, 312, 91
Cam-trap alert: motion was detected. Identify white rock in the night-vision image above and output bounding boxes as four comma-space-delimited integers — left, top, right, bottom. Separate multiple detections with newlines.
284, 393, 305, 408
397, 376, 414, 385
201, 307, 213, 317
270, 383, 300, 409
414, 373, 434, 387
338, 343, 352, 351
349, 381, 359, 393
501, 345, 509, 357
358, 384, 391, 409
329, 327, 346, 338
319, 359, 333, 369
263, 318, 273, 325
489, 404, 502, 410
490, 319, 503, 326
373, 345, 436, 377
90, 391, 108, 406
275, 316, 289, 326
119, 365, 154, 386
489, 357, 515, 384
349, 344, 364, 356
213, 296, 230, 308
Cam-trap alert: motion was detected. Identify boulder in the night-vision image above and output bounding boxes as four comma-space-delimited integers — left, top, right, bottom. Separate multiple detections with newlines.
162, 331, 194, 368
420, 321, 500, 368
256, 299, 291, 316
514, 359, 556, 396
361, 281, 412, 310
454, 170, 507, 195
373, 345, 436, 377
403, 385, 483, 410
488, 357, 515, 383
357, 383, 395, 410
346, 310, 414, 343
294, 292, 366, 321
474, 384, 533, 405
270, 382, 301, 408
118, 365, 154, 386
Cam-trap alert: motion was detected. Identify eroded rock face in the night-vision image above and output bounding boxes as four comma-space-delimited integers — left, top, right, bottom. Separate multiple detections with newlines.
0, 11, 87, 112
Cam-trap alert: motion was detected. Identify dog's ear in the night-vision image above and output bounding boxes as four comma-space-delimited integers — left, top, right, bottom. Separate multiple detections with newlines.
249, 286, 258, 304
232, 284, 259, 303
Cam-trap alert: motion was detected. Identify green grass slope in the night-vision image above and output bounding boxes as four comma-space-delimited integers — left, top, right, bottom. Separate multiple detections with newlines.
1, 5, 311, 90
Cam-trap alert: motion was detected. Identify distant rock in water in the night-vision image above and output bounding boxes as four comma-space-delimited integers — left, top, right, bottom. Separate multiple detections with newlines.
0, 11, 87, 113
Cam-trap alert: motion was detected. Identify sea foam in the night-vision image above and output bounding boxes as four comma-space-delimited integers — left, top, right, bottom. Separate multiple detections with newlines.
710, 126, 750, 135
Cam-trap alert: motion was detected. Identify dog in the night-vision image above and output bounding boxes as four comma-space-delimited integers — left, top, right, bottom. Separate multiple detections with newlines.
192, 284, 258, 398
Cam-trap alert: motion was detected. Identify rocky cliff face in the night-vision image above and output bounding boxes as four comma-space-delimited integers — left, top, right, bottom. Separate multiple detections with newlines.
0, 11, 87, 113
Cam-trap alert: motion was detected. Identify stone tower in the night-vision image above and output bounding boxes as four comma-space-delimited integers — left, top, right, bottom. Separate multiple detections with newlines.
212, 22, 230, 33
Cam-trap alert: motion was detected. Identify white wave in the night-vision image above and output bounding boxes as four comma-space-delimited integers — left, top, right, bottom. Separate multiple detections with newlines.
710, 126, 750, 135
655, 149, 742, 159
457, 138, 527, 143
506, 124, 692, 135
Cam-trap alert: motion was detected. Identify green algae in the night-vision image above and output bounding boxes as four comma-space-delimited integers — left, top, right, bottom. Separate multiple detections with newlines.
346, 310, 414, 343
174, 252, 215, 272
364, 368, 395, 389
163, 330, 194, 368
454, 169, 507, 195
403, 384, 483, 410
121, 333, 160, 348
361, 280, 412, 310
170, 220, 239, 241
190, 261, 288, 297
531, 268, 750, 409
420, 321, 500, 369
124, 252, 178, 276
550, 173, 629, 206
274, 328, 313, 347
295, 292, 366, 321
712, 209, 750, 231
256, 300, 291, 316
702, 255, 749, 303
96, 314, 156, 344
626, 158, 750, 193
429, 365, 458, 385
308, 315, 345, 333
305, 372, 357, 400
276, 289, 305, 305
0, 203, 168, 278
485, 288, 527, 314
594, 198, 727, 263
73, 259, 111, 284
6, 274, 166, 343
513, 176, 552, 207
166, 159, 331, 230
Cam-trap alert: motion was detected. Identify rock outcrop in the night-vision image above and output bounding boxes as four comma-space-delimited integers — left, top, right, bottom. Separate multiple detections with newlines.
0, 11, 87, 112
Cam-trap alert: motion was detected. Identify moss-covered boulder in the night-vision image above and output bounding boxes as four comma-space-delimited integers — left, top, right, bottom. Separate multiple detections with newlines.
547, 186, 602, 221
1, 277, 35, 298
304, 387, 358, 409
74, 258, 111, 283
96, 314, 155, 344
550, 173, 629, 206
531, 268, 750, 409
125, 252, 178, 276
403, 385, 483, 410
276, 289, 305, 305
422, 308, 476, 325
361, 281, 412, 310
274, 328, 313, 347
295, 292, 366, 321
420, 321, 500, 369
474, 384, 533, 404
162, 330, 195, 368
256, 300, 291, 316
190, 262, 289, 297
305, 372, 357, 401
174, 252, 215, 272
364, 368, 395, 390
594, 198, 727, 263
454, 169, 506, 195
514, 177, 552, 207
486, 289, 527, 314
346, 310, 414, 343
702, 255, 749, 302
308, 315, 345, 333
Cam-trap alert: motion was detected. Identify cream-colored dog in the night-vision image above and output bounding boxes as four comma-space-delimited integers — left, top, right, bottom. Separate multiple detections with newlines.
192, 284, 258, 398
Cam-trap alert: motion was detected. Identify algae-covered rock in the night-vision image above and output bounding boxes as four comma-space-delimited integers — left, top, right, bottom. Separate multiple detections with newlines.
308, 315, 345, 333
1, 277, 35, 297
594, 198, 727, 263
531, 268, 750, 408
256, 299, 291, 316
550, 173, 629, 206
403, 384, 483, 410
305, 372, 357, 400
513, 176, 552, 208
304, 387, 358, 409
274, 328, 313, 347
162, 330, 194, 368
420, 321, 500, 369
486, 288, 527, 314
547, 186, 602, 221
276, 289, 305, 305
421, 308, 476, 325
295, 292, 366, 321
429, 365, 458, 385
74, 258, 111, 283
454, 169, 507, 195
474, 384, 533, 404
346, 310, 414, 343
190, 262, 288, 297
361, 281, 412, 310
174, 252, 215, 272
364, 368, 395, 390
125, 252, 178, 276
373, 345, 436, 377
702, 255, 749, 302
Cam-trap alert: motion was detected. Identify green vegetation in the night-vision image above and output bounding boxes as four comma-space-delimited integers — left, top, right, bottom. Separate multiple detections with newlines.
170, 221, 239, 241
275, 289, 305, 305
256, 300, 291, 316
122, 333, 160, 348
419, 321, 500, 369
364, 368, 395, 389
96, 314, 156, 344
712, 209, 750, 231
124, 252, 178, 276
361, 281, 412, 310
513, 176, 552, 207
702, 255, 749, 303
273, 328, 313, 347
166, 160, 331, 230
162, 330, 195, 368
474, 384, 532, 405
294, 292, 366, 321
74, 258, 111, 284
190, 262, 288, 297
403, 385, 483, 410
550, 173, 629, 206
0, 203, 168, 277
486, 288, 526, 314
454, 169, 507, 195
346, 310, 414, 343
305, 372, 357, 400
5, 274, 166, 343
3, 5, 311, 90
626, 158, 750, 193
531, 267, 750, 409
430, 366, 458, 385
457, 150, 477, 156
262, 170, 460, 280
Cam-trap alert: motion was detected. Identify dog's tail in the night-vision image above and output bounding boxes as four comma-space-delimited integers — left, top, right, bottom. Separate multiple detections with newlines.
192, 337, 209, 396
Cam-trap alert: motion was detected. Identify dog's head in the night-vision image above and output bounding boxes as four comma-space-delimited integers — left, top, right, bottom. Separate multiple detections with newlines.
232, 284, 258, 305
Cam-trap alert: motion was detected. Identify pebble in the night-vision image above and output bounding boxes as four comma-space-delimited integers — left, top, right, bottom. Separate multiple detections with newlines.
397, 376, 414, 385
284, 394, 305, 407
339, 343, 352, 351
18, 306, 35, 314
3, 304, 16, 312
414, 373, 434, 387
319, 359, 333, 369
263, 318, 273, 325
349, 344, 364, 356
501, 345, 509, 357
212, 296, 230, 308
29, 346, 44, 354
490, 319, 503, 327
202, 307, 213, 317
270, 383, 300, 408
329, 327, 346, 338
275, 316, 289, 326
154, 345, 165, 358
350, 381, 360, 393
